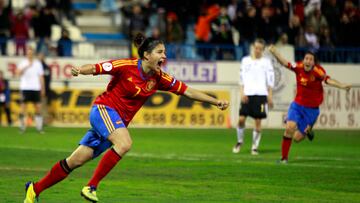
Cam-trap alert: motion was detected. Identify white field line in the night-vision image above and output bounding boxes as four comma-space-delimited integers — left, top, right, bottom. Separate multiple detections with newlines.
4, 145, 358, 161
1, 146, 360, 170
295, 156, 351, 161
0, 166, 48, 172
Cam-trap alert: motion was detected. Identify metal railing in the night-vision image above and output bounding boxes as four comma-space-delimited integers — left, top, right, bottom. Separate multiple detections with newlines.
166, 44, 360, 63
1, 38, 359, 63
295, 47, 360, 63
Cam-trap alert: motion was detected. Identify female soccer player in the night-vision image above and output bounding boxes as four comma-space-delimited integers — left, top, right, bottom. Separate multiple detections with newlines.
24, 34, 229, 203
268, 45, 351, 163
232, 39, 274, 155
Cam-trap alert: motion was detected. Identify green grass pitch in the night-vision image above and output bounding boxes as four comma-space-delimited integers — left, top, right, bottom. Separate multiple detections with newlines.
0, 127, 359, 202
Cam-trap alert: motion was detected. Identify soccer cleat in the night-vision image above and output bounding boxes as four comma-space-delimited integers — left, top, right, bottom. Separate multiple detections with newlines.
306, 129, 315, 141
81, 186, 99, 202
232, 142, 242, 153
277, 159, 288, 164
24, 182, 37, 203
251, 149, 259, 155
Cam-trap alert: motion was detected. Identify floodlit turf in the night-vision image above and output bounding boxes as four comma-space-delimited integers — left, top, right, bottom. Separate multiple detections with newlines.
0, 127, 359, 203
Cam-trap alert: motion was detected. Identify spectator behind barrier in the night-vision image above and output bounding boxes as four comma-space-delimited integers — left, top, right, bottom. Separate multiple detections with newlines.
0, 0, 12, 55
57, 29, 72, 57
0, 70, 12, 126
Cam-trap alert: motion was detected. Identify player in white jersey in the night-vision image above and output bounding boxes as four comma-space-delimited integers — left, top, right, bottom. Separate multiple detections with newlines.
233, 39, 274, 155
17, 47, 45, 133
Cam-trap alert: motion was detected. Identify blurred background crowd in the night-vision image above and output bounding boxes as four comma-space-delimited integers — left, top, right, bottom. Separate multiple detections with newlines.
0, 0, 359, 62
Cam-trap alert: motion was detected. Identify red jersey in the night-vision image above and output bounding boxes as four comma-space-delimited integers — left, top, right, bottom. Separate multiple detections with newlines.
287, 62, 330, 108
93, 58, 188, 126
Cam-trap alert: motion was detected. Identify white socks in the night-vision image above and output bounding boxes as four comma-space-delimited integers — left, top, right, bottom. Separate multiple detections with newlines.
35, 114, 43, 131
19, 114, 26, 131
236, 127, 244, 143
236, 127, 262, 150
252, 130, 262, 151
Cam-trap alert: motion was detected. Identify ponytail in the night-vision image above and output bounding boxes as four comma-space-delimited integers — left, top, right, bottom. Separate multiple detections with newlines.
133, 33, 164, 58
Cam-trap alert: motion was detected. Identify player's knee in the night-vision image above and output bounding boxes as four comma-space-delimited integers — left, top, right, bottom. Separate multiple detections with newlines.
294, 138, 303, 143
293, 133, 305, 143
238, 119, 246, 128
66, 156, 87, 169
285, 127, 295, 136
285, 123, 296, 135
123, 140, 133, 152
293, 137, 301, 143
115, 140, 132, 154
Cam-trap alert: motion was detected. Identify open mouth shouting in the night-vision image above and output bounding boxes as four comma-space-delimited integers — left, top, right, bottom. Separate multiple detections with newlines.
157, 59, 165, 69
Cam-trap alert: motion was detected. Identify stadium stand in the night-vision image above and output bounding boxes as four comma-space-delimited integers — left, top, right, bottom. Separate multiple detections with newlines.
0, 0, 359, 62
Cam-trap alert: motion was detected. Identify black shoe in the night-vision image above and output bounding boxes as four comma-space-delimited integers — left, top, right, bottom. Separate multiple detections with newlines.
306, 129, 315, 141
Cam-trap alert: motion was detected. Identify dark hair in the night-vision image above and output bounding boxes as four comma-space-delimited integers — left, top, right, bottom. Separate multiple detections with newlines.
304, 51, 318, 64
133, 33, 164, 58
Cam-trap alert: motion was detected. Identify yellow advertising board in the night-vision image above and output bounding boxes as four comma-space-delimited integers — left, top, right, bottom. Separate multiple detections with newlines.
4, 88, 231, 128
132, 91, 231, 128
6, 88, 103, 126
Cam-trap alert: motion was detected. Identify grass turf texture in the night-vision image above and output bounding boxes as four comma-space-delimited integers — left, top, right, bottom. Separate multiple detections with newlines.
0, 127, 359, 203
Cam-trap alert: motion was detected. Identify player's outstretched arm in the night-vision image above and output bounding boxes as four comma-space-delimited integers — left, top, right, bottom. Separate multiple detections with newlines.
184, 87, 229, 110
268, 45, 289, 67
71, 64, 96, 76
326, 78, 352, 91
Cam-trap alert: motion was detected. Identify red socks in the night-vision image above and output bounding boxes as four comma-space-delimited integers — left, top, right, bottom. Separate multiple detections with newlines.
281, 136, 292, 160
34, 159, 71, 196
87, 148, 122, 188
32, 148, 121, 196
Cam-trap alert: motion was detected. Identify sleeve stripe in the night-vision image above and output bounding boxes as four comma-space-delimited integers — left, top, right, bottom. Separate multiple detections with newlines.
98, 63, 103, 73
177, 81, 183, 93
161, 73, 173, 82
161, 76, 172, 82
113, 63, 137, 68
113, 64, 136, 68
112, 59, 137, 63
314, 67, 325, 76
112, 61, 137, 66
113, 65, 136, 68
112, 60, 137, 65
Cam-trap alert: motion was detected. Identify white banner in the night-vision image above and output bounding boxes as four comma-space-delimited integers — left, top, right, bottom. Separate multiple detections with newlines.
0, 56, 359, 129
0, 56, 105, 81
317, 86, 360, 129
164, 61, 217, 83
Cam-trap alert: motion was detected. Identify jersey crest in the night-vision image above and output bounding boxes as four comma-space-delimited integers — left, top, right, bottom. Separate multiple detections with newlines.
300, 76, 308, 86
145, 79, 157, 92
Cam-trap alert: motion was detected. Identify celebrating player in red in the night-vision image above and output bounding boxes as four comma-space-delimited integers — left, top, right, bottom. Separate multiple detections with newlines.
268, 45, 351, 163
23, 34, 229, 203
